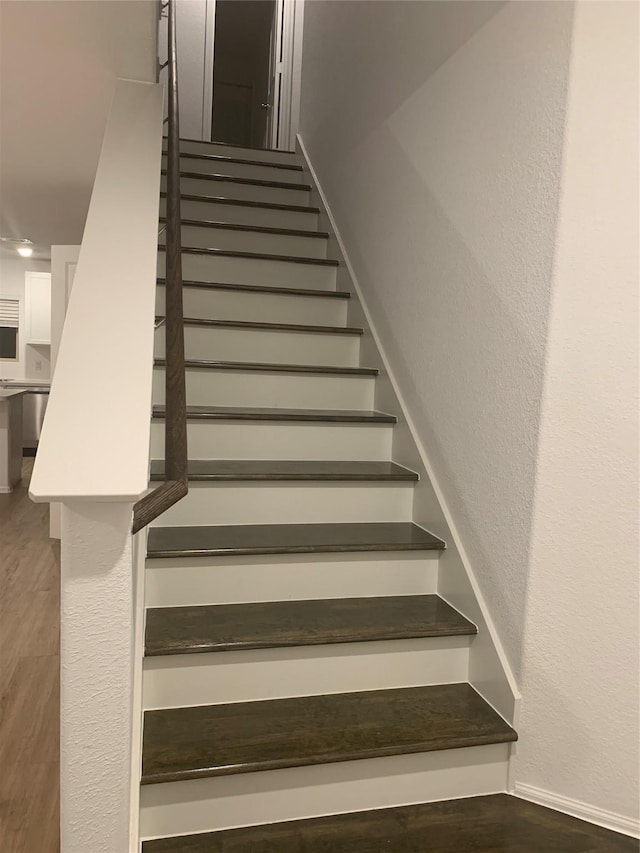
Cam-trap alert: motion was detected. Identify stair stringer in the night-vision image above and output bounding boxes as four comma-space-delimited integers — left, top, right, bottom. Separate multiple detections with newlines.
296, 135, 521, 741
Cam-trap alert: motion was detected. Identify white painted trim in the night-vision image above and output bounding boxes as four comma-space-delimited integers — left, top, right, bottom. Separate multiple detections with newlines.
297, 134, 520, 725
30, 80, 163, 503
129, 527, 148, 852
201, 0, 216, 141
60, 500, 136, 853
513, 783, 640, 839
287, 0, 305, 150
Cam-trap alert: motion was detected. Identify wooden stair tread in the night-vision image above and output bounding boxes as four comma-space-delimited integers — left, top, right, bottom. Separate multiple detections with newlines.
160, 217, 328, 239
164, 169, 310, 191
173, 136, 297, 156
154, 358, 376, 376
156, 278, 350, 299
146, 521, 445, 558
161, 192, 320, 214
165, 150, 303, 172
141, 794, 637, 852
141, 683, 517, 784
151, 406, 396, 423
149, 459, 417, 482
144, 594, 476, 656
156, 316, 360, 335
158, 245, 339, 267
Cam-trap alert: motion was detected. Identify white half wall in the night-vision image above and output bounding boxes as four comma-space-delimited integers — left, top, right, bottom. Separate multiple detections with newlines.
514, 0, 639, 832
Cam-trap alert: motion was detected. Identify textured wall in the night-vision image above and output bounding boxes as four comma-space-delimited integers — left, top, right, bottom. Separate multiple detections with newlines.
300, 0, 638, 826
300, 0, 573, 677
514, 1, 639, 827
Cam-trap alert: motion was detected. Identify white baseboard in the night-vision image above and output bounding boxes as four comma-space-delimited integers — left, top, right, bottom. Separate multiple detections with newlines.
513, 782, 640, 839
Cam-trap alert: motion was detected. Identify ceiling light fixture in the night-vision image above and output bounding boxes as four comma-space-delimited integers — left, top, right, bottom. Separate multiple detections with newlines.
0, 236, 35, 257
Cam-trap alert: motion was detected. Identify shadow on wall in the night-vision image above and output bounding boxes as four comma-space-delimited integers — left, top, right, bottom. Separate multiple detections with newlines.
302, 1, 507, 158
300, 0, 575, 678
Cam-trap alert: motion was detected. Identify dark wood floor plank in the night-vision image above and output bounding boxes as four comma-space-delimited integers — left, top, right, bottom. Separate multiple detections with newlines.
164, 316, 362, 335
173, 136, 297, 156
149, 460, 418, 482
163, 169, 310, 192
0, 460, 60, 853
160, 217, 328, 239
141, 793, 639, 853
161, 246, 339, 267
164, 150, 303, 172
145, 594, 476, 656
157, 278, 351, 299
141, 683, 517, 784
161, 192, 320, 214
152, 406, 396, 424
154, 358, 376, 377
146, 521, 445, 558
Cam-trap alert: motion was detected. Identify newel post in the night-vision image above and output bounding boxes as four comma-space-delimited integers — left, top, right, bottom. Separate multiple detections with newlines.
59, 501, 137, 853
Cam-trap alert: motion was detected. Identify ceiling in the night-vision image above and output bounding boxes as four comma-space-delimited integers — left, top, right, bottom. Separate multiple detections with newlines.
0, 0, 157, 263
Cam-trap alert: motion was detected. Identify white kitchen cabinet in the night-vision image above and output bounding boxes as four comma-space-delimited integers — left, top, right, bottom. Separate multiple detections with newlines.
25, 272, 52, 345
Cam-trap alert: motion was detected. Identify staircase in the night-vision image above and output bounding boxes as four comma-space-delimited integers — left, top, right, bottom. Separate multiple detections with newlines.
139, 138, 517, 848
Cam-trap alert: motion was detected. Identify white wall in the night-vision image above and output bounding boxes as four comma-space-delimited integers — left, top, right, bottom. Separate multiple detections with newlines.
0, 257, 52, 381
174, 0, 212, 140
0, 0, 156, 253
299, 0, 638, 828
514, 1, 639, 831
300, 0, 573, 681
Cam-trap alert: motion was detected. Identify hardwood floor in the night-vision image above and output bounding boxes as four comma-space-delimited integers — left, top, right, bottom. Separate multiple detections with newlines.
0, 459, 60, 853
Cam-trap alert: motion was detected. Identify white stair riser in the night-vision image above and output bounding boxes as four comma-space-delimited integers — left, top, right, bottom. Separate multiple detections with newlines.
161, 197, 319, 231
142, 637, 471, 709
152, 367, 375, 409
163, 174, 310, 206
145, 552, 439, 607
166, 154, 305, 184
155, 326, 359, 367
156, 286, 348, 326
178, 140, 300, 166
159, 223, 327, 258
150, 421, 393, 461
139, 744, 510, 838
149, 483, 415, 527
157, 251, 337, 291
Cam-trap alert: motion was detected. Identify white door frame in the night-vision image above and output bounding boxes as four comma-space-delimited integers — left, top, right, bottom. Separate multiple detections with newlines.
203, 0, 304, 150
201, 0, 216, 142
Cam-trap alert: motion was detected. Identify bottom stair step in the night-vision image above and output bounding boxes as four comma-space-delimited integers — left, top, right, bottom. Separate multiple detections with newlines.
141, 683, 517, 784
141, 793, 638, 852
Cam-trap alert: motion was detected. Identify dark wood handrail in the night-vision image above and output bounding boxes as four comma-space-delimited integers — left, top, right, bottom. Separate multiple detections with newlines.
133, 0, 187, 534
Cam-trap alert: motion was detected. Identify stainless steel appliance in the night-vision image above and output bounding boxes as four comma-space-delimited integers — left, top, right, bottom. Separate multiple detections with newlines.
0, 383, 49, 452
22, 389, 49, 450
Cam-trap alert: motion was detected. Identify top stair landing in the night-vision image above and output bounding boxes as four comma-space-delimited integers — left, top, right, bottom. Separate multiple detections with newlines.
168, 137, 301, 167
